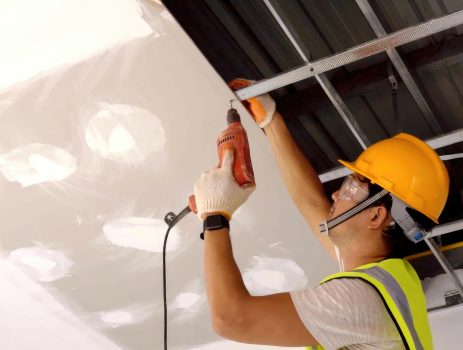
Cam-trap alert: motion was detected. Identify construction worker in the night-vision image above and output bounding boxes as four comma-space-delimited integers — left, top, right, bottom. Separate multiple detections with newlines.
193, 78, 449, 349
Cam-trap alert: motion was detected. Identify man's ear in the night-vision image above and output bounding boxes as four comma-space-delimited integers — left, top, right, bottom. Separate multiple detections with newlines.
367, 206, 389, 229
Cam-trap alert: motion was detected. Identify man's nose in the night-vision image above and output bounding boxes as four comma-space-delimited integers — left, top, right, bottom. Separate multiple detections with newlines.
332, 190, 340, 202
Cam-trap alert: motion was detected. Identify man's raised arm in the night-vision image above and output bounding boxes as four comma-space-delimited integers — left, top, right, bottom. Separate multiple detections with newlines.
229, 79, 335, 259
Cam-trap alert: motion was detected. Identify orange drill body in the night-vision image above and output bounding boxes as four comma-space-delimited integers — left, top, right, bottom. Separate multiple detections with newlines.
188, 108, 254, 214
217, 108, 254, 186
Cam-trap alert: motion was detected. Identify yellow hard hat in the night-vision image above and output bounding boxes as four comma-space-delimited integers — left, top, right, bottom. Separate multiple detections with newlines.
338, 133, 449, 223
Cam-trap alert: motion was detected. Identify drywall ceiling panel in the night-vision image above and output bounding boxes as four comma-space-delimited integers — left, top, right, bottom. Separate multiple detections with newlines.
0, 1, 336, 349
0, 259, 124, 350
0, 0, 154, 92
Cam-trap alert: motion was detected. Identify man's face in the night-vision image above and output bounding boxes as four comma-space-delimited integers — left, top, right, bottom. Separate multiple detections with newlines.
327, 173, 370, 222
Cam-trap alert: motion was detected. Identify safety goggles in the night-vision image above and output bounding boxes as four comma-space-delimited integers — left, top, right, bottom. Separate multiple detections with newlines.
320, 174, 389, 235
338, 174, 370, 203
321, 174, 426, 243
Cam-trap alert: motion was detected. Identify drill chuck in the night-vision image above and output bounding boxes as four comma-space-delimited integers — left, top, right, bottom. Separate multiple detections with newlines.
227, 108, 241, 124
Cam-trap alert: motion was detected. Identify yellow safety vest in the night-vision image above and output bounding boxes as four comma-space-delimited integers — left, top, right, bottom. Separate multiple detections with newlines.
307, 258, 432, 350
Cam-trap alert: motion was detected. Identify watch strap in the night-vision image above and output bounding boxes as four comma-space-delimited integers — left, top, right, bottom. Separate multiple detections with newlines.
200, 214, 229, 240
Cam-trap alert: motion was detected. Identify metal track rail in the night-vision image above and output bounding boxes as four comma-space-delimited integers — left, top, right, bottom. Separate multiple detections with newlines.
235, 9, 463, 100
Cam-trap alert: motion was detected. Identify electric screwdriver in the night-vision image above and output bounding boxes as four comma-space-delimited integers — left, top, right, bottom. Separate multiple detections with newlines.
188, 107, 255, 213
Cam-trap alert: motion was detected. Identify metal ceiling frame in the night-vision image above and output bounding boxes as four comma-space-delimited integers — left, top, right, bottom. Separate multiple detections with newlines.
428, 219, 463, 238
355, 0, 444, 135
277, 33, 463, 117
245, 2, 463, 296
235, 9, 463, 100
262, 0, 370, 149
427, 128, 463, 148
318, 128, 463, 183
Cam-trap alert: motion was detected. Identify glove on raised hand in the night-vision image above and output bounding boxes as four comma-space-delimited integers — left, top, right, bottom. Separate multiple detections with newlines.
228, 78, 276, 129
193, 146, 256, 221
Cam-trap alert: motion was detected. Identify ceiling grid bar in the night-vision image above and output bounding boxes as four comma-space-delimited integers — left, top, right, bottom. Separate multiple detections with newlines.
424, 237, 463, 297
235, 9, 463, 100
428, 219, 463, 238
319, 127, 463, 182
355, 0, 444, 135
261, 0, 370, 149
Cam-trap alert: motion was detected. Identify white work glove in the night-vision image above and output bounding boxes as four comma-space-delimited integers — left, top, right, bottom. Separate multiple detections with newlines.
228, 78, 276, 129
193, 147, 256, 221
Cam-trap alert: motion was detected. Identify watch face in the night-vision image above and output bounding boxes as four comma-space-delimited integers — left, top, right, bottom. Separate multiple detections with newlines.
204, 215, 229, 231
207, 215, 221, 229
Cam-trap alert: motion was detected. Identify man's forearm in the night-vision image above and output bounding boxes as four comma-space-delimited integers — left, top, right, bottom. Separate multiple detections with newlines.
264, 112, 328, 208
204, 228, 249, 323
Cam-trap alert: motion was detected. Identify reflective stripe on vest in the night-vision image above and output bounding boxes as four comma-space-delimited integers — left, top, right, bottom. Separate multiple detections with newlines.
355, 266, 422, 349
306, 259, 432, 350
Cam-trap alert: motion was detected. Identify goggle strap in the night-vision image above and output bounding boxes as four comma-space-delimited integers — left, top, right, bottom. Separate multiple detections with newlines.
325, 189, 390, 231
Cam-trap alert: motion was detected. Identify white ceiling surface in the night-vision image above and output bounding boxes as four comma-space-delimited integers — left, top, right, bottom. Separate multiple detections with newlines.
0, 1, 336, 349
0, 0, 154, 92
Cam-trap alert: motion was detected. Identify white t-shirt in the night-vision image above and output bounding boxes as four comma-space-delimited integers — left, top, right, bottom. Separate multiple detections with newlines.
290, 278, 405, 350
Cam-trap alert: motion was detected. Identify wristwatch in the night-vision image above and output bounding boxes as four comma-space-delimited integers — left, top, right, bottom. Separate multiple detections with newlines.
200, 214, 230, 240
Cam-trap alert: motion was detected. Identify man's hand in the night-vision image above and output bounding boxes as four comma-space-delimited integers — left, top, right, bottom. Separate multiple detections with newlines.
228, 78, 276, 129
193, 146, 256, 221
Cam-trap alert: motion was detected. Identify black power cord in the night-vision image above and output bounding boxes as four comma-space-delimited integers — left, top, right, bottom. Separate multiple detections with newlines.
162, 206, 191, 350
